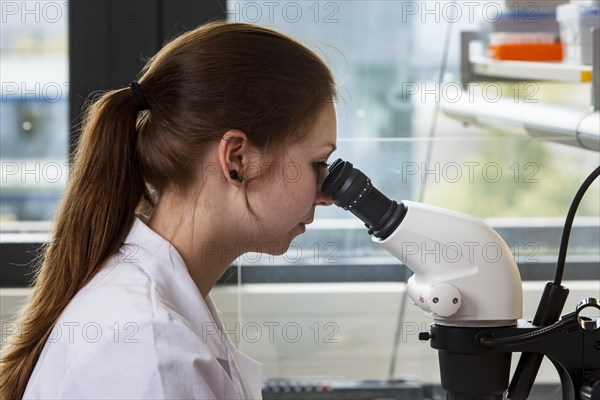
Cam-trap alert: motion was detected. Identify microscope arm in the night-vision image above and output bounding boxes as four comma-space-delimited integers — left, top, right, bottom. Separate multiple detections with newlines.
375, 200, 522, 326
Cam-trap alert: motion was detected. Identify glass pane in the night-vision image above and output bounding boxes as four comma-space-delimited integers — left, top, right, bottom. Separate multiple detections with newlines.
224, 0, 599, 262
1, 0, 69, 224
225, 0, 600, 388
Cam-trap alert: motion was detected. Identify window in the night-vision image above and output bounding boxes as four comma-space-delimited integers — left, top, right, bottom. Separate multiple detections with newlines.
223, 0, 599, 278
1, 0, 69, 223
222, 0, 599, 388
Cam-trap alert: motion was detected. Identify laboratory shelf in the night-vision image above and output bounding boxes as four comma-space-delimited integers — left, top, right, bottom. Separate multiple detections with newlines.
470, 55, 593, 83
442, 98, 599, 151
445, 30, 600, 152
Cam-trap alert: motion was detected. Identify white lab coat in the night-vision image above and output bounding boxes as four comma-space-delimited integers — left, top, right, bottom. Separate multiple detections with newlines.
24, 217, 262, 400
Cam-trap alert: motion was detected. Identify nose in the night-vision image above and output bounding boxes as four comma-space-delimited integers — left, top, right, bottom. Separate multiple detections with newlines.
315, 189, 334, 206
314, 168, 334, 206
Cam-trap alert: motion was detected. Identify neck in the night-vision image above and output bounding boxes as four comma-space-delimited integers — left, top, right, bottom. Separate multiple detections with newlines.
147, 193, 243, 298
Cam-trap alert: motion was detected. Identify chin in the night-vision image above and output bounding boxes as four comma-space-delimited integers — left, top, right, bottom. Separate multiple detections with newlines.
264, 240, 292, 256
261, 228, 303, 255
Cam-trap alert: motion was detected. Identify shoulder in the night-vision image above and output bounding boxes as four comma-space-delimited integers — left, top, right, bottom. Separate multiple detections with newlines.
52, 259, 210, 363
70, 315, 219, 398
33, 264, 234, 398
30, 311, 232, 399
62, 258, 171, 319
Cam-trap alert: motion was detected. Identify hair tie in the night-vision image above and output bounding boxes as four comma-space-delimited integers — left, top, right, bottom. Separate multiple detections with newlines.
130, 81, 150, 111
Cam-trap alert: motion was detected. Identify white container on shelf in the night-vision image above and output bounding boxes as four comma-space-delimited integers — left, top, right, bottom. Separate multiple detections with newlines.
488, 32, 557, 45
505, 0, 569, 10
571, 0, 600, 6
484, 8, 560, 34
557, 2, 600, 64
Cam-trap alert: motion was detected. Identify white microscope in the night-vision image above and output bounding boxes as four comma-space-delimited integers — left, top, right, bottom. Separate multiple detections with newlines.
321, 159, 600, 400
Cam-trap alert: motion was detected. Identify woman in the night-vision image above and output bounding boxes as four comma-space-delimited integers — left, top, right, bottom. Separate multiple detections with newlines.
0, 21, 338, 399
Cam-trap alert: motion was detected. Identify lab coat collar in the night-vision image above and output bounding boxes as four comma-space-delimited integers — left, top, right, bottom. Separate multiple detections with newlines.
122, 217, 262, 399
122, 218, 219, 352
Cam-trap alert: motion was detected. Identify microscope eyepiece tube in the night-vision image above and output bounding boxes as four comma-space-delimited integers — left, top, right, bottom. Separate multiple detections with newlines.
321, 158, 407, 240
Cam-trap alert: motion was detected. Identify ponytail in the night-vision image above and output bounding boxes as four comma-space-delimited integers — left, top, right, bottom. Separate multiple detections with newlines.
0, 87, 150, 399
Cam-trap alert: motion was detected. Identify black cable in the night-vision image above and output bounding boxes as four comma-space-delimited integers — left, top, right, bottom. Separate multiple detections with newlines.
481, 317, 572, 347
553, 165, 600, 286
507, 167, 598, 399
488, 167, 600, 347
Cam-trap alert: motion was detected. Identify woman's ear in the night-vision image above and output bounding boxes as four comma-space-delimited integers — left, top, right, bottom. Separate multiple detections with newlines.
219, 129, 249, 184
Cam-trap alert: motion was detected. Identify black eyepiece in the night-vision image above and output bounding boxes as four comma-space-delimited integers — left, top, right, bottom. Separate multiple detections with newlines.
321, 158, 406, 240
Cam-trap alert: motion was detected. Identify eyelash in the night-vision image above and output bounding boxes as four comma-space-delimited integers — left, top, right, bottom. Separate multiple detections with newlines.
312, 161, 330, 171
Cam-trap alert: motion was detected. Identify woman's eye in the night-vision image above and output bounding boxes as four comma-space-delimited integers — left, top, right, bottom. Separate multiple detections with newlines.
312, 161, 330, 186
312, 161, 330, 171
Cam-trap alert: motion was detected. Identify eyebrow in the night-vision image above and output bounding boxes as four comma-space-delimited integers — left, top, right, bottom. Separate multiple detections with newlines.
325, 143, 337, 152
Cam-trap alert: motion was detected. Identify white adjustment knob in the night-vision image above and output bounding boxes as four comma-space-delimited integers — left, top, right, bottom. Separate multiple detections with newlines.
426, 283, 462, 317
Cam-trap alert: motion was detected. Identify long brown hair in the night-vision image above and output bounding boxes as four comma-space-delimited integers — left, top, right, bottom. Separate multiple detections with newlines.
0, 20, 337, 399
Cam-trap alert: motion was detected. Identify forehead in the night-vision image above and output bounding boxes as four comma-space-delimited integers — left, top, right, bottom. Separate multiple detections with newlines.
304, 102, 337, 148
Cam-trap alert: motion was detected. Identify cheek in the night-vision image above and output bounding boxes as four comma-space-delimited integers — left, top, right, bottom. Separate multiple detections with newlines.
268, 182, 313, 225
255, 165, 317, 227
294, 178, 317, 212
290, 172, 318, 205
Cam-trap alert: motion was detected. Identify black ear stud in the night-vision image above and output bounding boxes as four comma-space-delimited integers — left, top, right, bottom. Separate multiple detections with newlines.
229, 170, 243, 182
